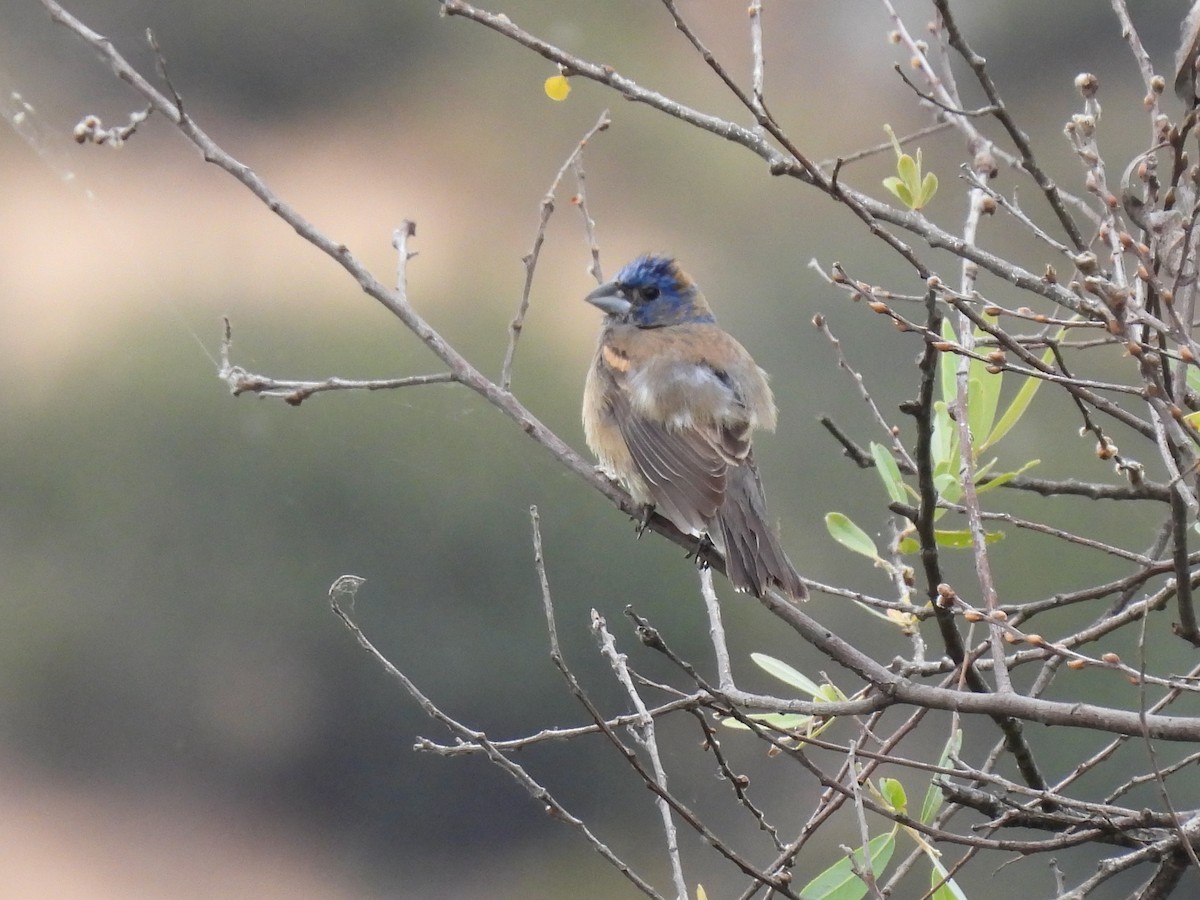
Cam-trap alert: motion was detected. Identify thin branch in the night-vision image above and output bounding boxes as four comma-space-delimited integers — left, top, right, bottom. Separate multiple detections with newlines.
501, 110, 610, 391
817, 120, 955, 171
326, 575, 665, 899
931, 0, 1088, 251
592, 612, 688, 900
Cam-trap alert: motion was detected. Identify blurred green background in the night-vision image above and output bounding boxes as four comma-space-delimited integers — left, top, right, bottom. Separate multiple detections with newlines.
1, 1, 1197, 897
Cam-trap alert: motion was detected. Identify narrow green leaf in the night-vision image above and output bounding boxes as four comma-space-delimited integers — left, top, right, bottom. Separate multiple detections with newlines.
883, 176, 913, 206
933, 471, 961, 506
696, 886, 708, 900
825, 512, 880, 560
897, 153, 918, 189
975, 459, 1040, 495
932, 529, 1005, 548
799, 832, 895, 900
920, 730, 962, 825
979, 345, 1054, 451
938, 322, 957, 406
817, 683, 849, 703
897, 535, 920, 555
879, 777, 907, 814
870, 442, 908, 504
721, 712, 813, 731
929, 856, 969, 900
918, 171, 938, 206
966, 369, 1001, 455
750, 652, 824, 697
930, 399, 953, 467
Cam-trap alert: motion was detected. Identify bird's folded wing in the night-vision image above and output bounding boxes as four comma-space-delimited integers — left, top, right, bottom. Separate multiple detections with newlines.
607, 385, 728, 535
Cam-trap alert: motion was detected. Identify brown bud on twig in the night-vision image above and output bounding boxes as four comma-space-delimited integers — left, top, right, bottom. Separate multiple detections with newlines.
1067, 658, 1087, 670
984, 305, 1002, 316
1102, 652, 1121, 664
963, 609, 983, 622
868, 301, 889, 313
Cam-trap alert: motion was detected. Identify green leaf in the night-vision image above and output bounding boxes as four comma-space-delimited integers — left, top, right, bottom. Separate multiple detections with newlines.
882, 124, 936, 210
883, 176, 913, 207
917, 171, 939, 207
920, 729, 962, 825
816, 683, 849, 703
721, 712, 813, 731
979, 345, 1054, 451
929, 856, 969, 900
696, 886, 708, 900
751, 652, 824, 698
967, 370, 1001, 454
799, 832, 895, 900
899, 529, 1004, 554
932, 529, 1005, 548
825, 512, 881, 560
975, 459, 1040, 495
930, 400, 954, 471
870, 442, 908, 504
939, 321, 958, 406
1187, 364, 1200, 397
933, 469, 961, 506
879, 777, 907, 814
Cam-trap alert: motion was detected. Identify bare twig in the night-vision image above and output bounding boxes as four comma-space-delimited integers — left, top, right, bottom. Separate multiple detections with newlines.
501, 110, 610, 390
327, 575, 665, 899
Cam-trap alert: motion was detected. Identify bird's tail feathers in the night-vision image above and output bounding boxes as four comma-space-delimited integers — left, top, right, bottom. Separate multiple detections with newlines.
714, 462, 807, 601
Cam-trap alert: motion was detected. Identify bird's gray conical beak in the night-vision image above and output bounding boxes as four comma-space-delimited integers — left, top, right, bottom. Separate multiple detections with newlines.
584, 281, 632, 317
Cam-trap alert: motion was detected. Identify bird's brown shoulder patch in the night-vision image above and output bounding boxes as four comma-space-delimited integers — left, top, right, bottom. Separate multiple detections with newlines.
601, 343, 631, 373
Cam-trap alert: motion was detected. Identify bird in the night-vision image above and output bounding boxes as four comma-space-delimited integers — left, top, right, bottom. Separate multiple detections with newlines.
582, 254, 806, 601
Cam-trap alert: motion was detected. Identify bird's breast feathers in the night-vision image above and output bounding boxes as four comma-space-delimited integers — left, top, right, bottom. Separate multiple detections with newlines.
598, 323, 777, 434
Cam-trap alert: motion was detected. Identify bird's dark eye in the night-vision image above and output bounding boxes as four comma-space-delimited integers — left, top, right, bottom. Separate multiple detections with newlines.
642, 286, 660, 301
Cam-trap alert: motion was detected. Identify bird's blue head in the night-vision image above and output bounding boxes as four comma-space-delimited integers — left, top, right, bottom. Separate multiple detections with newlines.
584, 255, 715, 328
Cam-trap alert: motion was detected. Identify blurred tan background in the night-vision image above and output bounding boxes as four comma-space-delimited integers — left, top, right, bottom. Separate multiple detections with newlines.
0, 1, 1194, 897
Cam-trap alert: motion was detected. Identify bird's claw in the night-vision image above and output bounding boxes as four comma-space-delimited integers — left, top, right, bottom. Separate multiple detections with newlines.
688, 534, 714, 570
632, 504, 655, 538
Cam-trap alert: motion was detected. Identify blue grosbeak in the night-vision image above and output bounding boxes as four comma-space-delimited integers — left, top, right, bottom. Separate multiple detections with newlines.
583, 255, 806, 600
